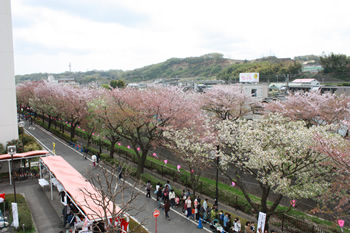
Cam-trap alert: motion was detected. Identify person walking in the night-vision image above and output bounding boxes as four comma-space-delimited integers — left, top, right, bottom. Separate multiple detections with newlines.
61, 204, 71, 228
156, 186, 163, 208
145, 180, 152, 198
185, 196, 192, 219
231, 218, 241, 233
169, 189, 175, 208
84, 147, 89, 159
223, 213, 229, 232
96, 152, 100, 163
91, 154, 97, 167
117, 164, 123, 179
194, 198, 198, 220
202, 198, 208, 221
163, 185, 169, 202
164, 180, 172, 191
245, 221, 254, 233
164, 200, 171, 220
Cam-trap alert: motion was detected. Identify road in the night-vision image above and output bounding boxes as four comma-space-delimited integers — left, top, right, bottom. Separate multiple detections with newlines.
22, 123, 213, 233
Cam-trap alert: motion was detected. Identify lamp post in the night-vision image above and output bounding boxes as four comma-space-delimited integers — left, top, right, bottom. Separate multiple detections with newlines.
215, 156, 219, 207
100, 124, 104, 154
19, 121, 25, 143
7, 146, 17, 203
99, 138, 102, 154
214, 145, 220, 207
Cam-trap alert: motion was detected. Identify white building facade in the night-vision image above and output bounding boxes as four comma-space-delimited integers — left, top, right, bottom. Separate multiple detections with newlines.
0, 0, 18, 145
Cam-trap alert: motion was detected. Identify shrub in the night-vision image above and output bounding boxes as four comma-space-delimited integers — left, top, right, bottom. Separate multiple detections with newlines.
4, 194, 34, 231
24, 142, 42, 152
6, 139, 24, 153
0, 143, 5, 154
21, 134, 36, 145
37, 121, 77, 143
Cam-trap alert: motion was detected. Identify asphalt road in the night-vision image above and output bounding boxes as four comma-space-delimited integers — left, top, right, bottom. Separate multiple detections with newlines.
22, 123, 213, 233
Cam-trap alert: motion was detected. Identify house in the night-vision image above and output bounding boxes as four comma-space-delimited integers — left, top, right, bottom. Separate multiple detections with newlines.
233, 83, 269, 102
291, 79, 320, 86
47, 75, 77, 85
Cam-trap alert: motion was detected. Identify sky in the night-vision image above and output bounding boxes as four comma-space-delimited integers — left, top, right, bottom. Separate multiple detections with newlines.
10, 0, 350, 75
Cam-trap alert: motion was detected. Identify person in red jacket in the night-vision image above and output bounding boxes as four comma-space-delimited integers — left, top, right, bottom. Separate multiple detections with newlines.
164, 200, 171, 220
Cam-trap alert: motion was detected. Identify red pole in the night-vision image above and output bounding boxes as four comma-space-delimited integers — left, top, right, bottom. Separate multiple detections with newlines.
155, 217, 157, 233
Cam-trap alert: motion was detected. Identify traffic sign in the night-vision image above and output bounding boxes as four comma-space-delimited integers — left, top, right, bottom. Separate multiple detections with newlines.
153, 209, 160, 218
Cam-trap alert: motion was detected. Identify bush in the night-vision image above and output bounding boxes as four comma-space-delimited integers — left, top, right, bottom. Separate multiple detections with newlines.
0, 143, 5, 154
6, 139, 24, 153
4, 194, 34, 232
24, 142, 42, 152
21, 134, 36, 146
22, 134, 42, 152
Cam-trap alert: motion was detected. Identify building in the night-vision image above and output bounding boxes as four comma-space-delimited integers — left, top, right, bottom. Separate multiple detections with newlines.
0, 0, 18, 146
47, 75, 77, 84
234, 83, 269, 102
291, 78, 320, 86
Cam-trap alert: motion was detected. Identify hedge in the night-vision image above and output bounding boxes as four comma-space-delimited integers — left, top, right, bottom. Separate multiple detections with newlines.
4, 194, 34, 233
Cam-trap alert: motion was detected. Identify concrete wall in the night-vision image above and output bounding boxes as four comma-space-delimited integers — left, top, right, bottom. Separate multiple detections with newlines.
234, 83, 269, 101
0, 0, 18, 146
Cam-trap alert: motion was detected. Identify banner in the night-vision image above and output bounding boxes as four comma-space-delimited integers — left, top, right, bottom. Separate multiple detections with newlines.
12, 203, 19, 228
239, 73, 259, 83
0, 193, 5, 203
257, 211, 266, 233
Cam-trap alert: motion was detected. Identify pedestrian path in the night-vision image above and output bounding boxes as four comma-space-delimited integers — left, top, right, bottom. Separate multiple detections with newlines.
21, 122, 216, 233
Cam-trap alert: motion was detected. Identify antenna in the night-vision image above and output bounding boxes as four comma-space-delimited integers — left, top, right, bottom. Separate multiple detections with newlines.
69, 62, 71, 72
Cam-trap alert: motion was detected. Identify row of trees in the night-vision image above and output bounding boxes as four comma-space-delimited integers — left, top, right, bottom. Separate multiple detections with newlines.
16, 81, 350, 224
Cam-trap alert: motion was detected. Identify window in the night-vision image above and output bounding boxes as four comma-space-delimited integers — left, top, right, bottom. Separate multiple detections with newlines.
251, 89, 257, 97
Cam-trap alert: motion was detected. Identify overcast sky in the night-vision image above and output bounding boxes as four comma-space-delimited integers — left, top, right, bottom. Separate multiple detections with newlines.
11, 0, 350, 75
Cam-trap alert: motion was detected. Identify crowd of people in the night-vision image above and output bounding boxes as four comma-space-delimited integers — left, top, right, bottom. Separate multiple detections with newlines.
145, 180, 277, 233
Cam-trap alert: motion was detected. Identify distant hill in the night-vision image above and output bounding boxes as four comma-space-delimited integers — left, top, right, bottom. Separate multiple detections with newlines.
15, 53, 350, 85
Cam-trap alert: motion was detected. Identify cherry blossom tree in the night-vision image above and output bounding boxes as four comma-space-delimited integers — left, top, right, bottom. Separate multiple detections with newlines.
88, 90, 122, 158
93, 86, 201, 178
57, 85, 93, 140
163, 118, 215, 197
214, 113, 334, 223
312, 132, 350, 217
264, 91, 350, 131
30, 82, 63, 129
200, 85, 254, 121
16, 80, 44, 111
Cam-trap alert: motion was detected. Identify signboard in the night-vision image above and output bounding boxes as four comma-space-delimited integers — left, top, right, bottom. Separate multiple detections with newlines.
257, 211, 266, 233
11, 203, 19, 228
153, 209, 160, 218
239, 73, 259, 83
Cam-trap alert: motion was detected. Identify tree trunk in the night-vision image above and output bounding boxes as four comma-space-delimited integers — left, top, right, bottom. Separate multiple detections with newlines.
87, 133, 92, 147
70, 124, 77, 141
136, 151, 148, 179
110, 141, 116, 158
48, 115, 52, 129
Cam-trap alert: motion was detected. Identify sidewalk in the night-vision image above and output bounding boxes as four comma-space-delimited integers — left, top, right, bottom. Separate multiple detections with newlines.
43, 124, 259, 223
22, 122, 217, 233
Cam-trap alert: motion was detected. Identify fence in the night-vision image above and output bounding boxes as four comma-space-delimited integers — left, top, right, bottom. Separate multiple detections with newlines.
281, 214, 326, 233
30, 111, 336, 233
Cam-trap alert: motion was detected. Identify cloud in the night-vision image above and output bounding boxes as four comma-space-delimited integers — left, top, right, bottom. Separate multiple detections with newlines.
10, 0, 350, 75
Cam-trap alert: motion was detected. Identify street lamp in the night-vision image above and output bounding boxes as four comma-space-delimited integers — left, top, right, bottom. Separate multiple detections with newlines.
99, 138, 102, 154
211, 145, 220, 207
7, 146, 17, 203
215, 156, 219, 207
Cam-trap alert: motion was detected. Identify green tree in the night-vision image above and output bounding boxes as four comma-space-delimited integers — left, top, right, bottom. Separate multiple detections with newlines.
110, 80, 125, 89
320, 52, 348, 73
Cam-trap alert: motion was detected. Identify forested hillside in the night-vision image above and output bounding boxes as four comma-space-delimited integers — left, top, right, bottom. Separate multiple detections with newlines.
14, 52, 350, 84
